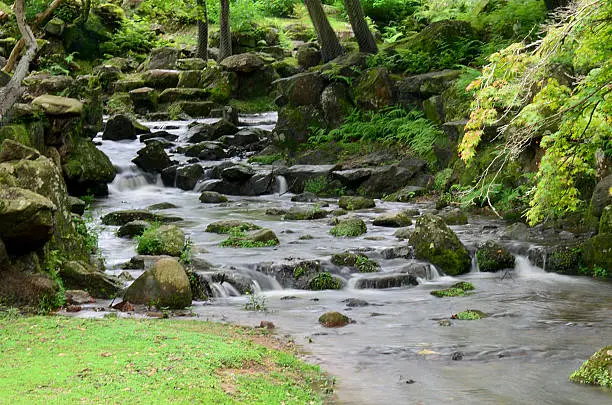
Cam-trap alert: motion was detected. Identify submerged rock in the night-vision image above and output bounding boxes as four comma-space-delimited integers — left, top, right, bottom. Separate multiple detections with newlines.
117, 220, 150, 238
410, 214, 471, 276
338, 196, 375, 210
206, 220, 260, 234
122, 258, 192, 309
199, 191, 229, 203
101, 210, 182, 226
476, 241, 515, 272
291, 192, 319, 202
102, 114, 137, 141
354, 273, 419, 289
373, 211, 413, 228
319, 311, 351, 327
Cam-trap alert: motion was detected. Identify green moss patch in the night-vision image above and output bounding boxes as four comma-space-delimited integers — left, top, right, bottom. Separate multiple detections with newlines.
453, 309, 487, 320
309, 272, 342, 290
570, 346, 612, 388
331, 252, 380, 273
330, 218, 367, 238
431, 282, 475, 298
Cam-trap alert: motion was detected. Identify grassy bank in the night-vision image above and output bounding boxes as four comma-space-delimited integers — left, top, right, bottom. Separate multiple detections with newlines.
0, 315, 332, 404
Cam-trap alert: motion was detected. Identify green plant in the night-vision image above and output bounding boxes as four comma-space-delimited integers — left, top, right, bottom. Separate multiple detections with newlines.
592, 266, 609, 279
136, 223, 164, 255
303, 176, 329, 195
0, 307, 20, 320
220, 227, 279, 248
258, 0, 297, 17
248, 154, 283, 165
330, 218, 367, 237
309, 272, 341, 290
179, 237, 193, 266
293, 266, 305, 279
244, 291, 267, 311
355, 256, 380, 273
570, 346, 612, 388
455, 309, 485, 320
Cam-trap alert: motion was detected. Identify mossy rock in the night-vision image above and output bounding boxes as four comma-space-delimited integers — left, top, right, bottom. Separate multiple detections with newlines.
410, 214, 471, 276
60, 260, 122, 298
430, 281, 474, 298
284, 206, 327, 220
319, 311, 350, 327
137, 225, 186, 257
205, 220, 260, 234
220, 228, 280, 248
476, 241, 515, 272
570, 346, 612, 388
331, 252, 380, 273
454, 310, 487, 320
372, 211, 413, 227
101, 210, 182, 226
439, 208, 468, 225
330, 217, 367, 237
309, 272, 342, 291
338, 196, 375, 211
199, 191, 229, 204
582, 234, 612, 275
599, 205, 612, 234
63, 136, 116, 196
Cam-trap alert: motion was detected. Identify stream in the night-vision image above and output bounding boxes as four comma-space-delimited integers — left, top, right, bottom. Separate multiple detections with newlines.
76, 113, 611, 405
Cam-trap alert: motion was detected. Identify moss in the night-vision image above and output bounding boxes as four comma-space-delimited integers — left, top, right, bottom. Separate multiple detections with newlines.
0, 125, 32, 148
331, 252, 379, 272
476, 241, 515, 272
63, 136, 116, 195
229, 96, 276, 114
136, 225, 186, 257
248, 154, 283, 165
330, 218, 367, 238
105, 92, 134, 117
338, 196, 375, 211
309, 272, 342, 290
454, 310, 487, 320
318, 311, 350, 327
570, 346, 612, 388
582, 234, 612, 276
220, 228, 279, 248
430, 282, 474, 298
205, 221, 261, 234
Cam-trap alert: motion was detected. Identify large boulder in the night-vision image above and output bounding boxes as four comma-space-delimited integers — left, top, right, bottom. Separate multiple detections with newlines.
181, 141, 227, 161
281, 165, 336, 193
102, 114, 136, 141
330, 217, 367, 237
570, 346, 612, 388
132, 143, 173, 173
175, 164, 204, 190
143, 69, 180, 89
410, 214, 471, 276
527, 244, 582, 275
101, 209, 182, 226
476, 241, 515, 272
31, 95, 83, 116
147, 47, 180, 70
354, 272, 419, 289
0, 186, 56, 253
590, 174, 612, 218
296, 43, 321, 69
395, 69, 462, 103
338, 196, 375, 210
129, 87, 158, 114
274, 72, 325, 107
122, 258, 192, 309
220, 53, 265, 73
354, 67, 395, 110
137, 224, 186, 257
0, 139, 40, 162
600, 205, 612, 234
60, 260, 122, 298
582, 234, 612, 274
63, 136, 116, 196
320, 82, 354, 128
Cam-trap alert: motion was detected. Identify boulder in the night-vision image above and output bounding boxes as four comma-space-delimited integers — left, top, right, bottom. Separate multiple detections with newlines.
122, 258, 192, 309
23, 74, 75, 97
220, 128, 266, 147
101, 210, 182, 226
438, 207, 468, 225
117, 220, 150, 238
373, 211, 413, 227
114, 78, 146, 93
212, 119, 238, 137
129, 87, 157, 114
186, 123, 216, 143
45, 18, 65, 36
0, 139, 40, 162
181, 141, 226, 161
476, 241, 515, 272
60, 260, 122, 298
221, 164, 254, 182
527, 245, 582, 275
0, 187, 56, 253
220, 53, 264, 73
63, 136, 116, 196
68, 196, 86, 215
410, 214, 471, 276
354, 67, 395, 110
330, 217, 367, 237
281, 165, 336, 193
354, 273, 419, 289
137, 225, 186, 257
102, 114, 136, 141
199, 191, 229, 203
175, 164, 204, 190
320, 82, 354, 128
96, 3, 125, 29
284, 206, 327, 220
132, 143, 173, 173
176, 58, 206, 71
590, 174, 612, 217
600, 205, 612, 234
159, 87, 209, 103
395, 69, 462, 102
147, 47, 180, 70
582, 234, 612, 273
296, 43, 321, 69
178, 70, 202, 88
170, 101, 214, 118
206, 220, 260, 234
338, 196, 375, 210
65, 290, 94, 305
331, 252, 379, 273
220, 228, 280, 248
291, 192, 319, 202
569, 346, 612, 388
143, 69, 180, 89
319, 311, 350, 327
274, 72, 325, 107
31, 95, 83, 116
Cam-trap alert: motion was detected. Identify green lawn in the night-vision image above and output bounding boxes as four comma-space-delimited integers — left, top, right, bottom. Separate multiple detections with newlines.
0, 315, 332, 404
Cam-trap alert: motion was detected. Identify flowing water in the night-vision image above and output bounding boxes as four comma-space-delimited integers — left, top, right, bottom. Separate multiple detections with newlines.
85, 113, 611, 405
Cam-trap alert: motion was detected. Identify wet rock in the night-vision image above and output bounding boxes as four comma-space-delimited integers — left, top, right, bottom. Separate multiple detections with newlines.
266, 208, 287, 216
221, 164, 254, 182
296, 43, 321, 69
373, 211, 412, 227
581, 234, 612, 274
451, 352, 464, 361
431, 281, 475, 297
102, 114, 137, 141
220, 128, 267, 147
0, 187, 56, 253
500, 222, 530, 241
569, 345, 612, 388
0, 139, 40, 162
600, 205, 612, 234
259, 321, 275, 329
343, 298, 369, 307
186, 123, 216, 143
118, 271, 134, 281
31, 95, 83, 116
175, 164, 204, 190
338, 196, 375, 211
438, 207, 468, 225
381, 245, 413, 259
122, 258, 192, 309
331, 168, 372, 188
147, 47, 180, 70
181, 141, 227, 161
527, 245, 582, 275
331, 252, 379, 273
63, 136, 117, 197
132, 143, 173, 173
60, 261, 122, 298
330, 217, 367, 237
274, 72, 325, 107
140, 131, 178, 143
476, 241, 515, 272
291, 192, 319, 202
206, 220, 260, 234
354, 273, 419, 289
101, 210, 182, 226
159, 87, 209, 104
438, 319, 452, 327
147, 202, 179, 210
137, 225, 185, 257
250, 229, 279, 244
121, 257, 145, 270
65, 290, 94, 305
212, 119, 239, 137
321, 82, 354, 128
129, 87, 157, 113
452, 310, 487, 320
319, 311, 351, 327
68, 196, 86, 216
358, 161, 428, 197
284, 206, 327, 220
199, 191, 229, 203
355, 67, 395, 110
117, 220, 150, 238
384, 186, 426, 203
410, 214, 471, 276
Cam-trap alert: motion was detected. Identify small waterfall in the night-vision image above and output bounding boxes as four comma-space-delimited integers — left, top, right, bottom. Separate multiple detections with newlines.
210, 282, 241, 297
471, 255, 480, 272
426, 264, 442, 280
109, 166, 156, 192
275, 175, 288, 195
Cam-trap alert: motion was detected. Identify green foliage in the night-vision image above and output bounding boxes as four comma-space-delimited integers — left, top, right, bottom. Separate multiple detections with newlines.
360, 0, 420, 26
179, 237, 193, 266
309, 272, 342, 290
570, 346, 612, 388
40, 250, 66, 313
293, 266, 305, 279
258, 0, 297, 17
135, 223, 165, 255
244, 291, 267, 311
304, 176, 328, 195
0, 317, 330, 403
431, 281, 474, 297
434, 168, 454, 191
248, 154, 283, 165
138, 0, 200, 26
455, 309, 484, 320
220, 227, 279, 248
355, 255, 380, 273
330, 218, 367, 237
0, 306, 19, 320
100, 17, 162, 56
229, 96, 277, 114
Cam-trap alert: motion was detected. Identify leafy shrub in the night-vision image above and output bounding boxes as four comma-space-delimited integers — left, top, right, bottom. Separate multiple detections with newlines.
309, 272, 342, 290
360, 0, 420, 26
258, 0, 297, 17
100, 18, 162, 56
138, 0, 200, 26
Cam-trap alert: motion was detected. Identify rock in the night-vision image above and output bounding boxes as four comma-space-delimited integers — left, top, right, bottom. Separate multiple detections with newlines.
132, 143, 172, 173
102, 114, 137, 141
590, 174, 612, 217
220, 53, 264, 73
212, 119, 239, 137
331, 252, 379, 273
431, 281, 475, 297
569, 346, 612, 388
0, 139, 40, 162
221, 164, 254, 182
117, 220, 150, 238
394, 227, 413, 240
249, 229, 279, 244
527, 245, 582, 275
338, 196, 375, 210
358, 163, 428, 197
452, 310, 487, 320
410, 214, 471, 276
582, 234, 612, 274
181, 141, 226, 161
395, 69, 462, 101
175, 164, 204, 190
143, 69, 180, 89
148, 202, 179, 210
319, 311, 350, 327
373, 211, 412, 227
500, 222, 530, 241
199, 191, 229, 203
101, 210, 182, 226
176, 58, 206, 70
320, 82, 353, 128
281, 165, 336, 193
343, 298, 369, 307
476, 241, 515, 272
45, 17, 65, 36
31, 95, 83, 116
68, 196, 86, 215
600, 205, 612, 234
179, 70, 203, 88
122, 258, 192, 309
62, 136, 116, 196
438, 207, 468, 225
274, 72, 325, 107
0, 187, 56, 253
205, 220, 260, 234
170, 101, 214, 118
186, 123, 216, 143
381, 246, 414, 260
60, 260, 122, 298
147, 47, 180, 70
354, 67, 395, 110
384, 186, 426, 202
330, 217, 367, 237
129, 87, 157, 114
284, 206, 327, 220
114, 78, 146, 93
221, 228, 280, 248
291, 192, 319, 202
137, 225, 185, 257
272, 57, 301, 78
141, 131, 178, 143
296, 43, 321, 68
354, 273, 419, 289
96, 3, 125, 29
65, 290, 94, 305
159, 87, 209, 103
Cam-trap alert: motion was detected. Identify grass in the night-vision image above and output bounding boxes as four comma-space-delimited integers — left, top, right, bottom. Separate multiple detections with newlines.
0, 316, 332, 404
248, 154, 284, 165
229, 97, 277, 114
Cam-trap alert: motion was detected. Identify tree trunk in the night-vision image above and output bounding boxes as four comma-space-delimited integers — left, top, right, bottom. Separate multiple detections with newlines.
343, 0, 377, 54
218, 0, 231, 61
304, 0, 343, 62
0, 0, 38, 119
196, 0, 208, 60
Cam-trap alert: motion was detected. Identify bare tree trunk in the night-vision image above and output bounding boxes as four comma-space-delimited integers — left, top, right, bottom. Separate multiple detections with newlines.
343, 0, 377, 54
2, 0, 64, 73
0, 0, 38, 119
304, 0, 343, 62
218, 0, 231, 61
196, 0, 208, 60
